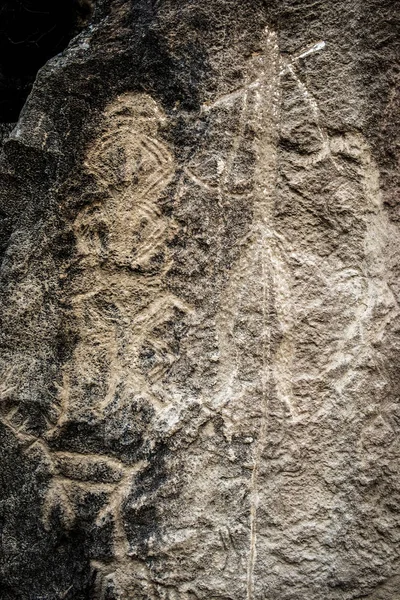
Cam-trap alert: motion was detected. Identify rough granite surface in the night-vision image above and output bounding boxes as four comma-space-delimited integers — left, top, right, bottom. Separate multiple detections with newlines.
0, 1, 399, 599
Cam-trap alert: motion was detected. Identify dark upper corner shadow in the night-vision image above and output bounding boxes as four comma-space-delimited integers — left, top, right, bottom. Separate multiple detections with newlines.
0, 0, 96, 124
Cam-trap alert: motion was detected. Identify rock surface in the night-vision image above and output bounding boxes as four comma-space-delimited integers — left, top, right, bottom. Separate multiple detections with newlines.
0, 1, 399, 599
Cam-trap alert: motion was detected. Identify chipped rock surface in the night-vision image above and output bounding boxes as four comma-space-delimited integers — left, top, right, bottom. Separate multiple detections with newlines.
0, 1, 399, 599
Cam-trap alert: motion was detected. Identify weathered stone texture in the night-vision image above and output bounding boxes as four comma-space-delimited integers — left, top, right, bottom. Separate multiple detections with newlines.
0, 1, 399, 599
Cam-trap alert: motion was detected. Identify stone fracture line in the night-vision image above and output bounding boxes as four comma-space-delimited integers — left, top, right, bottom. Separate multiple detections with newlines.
213, 31, 282, 433
213, 46, 285, 585
246, 240, 272, 600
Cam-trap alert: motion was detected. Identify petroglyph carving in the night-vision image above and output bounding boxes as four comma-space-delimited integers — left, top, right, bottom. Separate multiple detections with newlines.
1, 92, 194, 592
0, 17, 395, 599
56, 93, 191, 426
45, 92, 193, 581
194, 26, 289, 599
188, 27, 394, 599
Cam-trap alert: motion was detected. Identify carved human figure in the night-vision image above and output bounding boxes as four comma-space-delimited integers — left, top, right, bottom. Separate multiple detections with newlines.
41, 93, 191, 584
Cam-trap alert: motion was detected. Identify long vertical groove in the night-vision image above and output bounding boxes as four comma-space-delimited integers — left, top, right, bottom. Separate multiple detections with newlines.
246, 28, 280, 600
247, 241, 270, 600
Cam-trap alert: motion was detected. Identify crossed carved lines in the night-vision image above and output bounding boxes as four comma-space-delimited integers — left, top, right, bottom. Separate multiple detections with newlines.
201, 38, 326, 114
182, 34, 328, 215
189, 28, 351, 600
78, 106, 174, 270
43, 451, 147, 564
0, 401, 139, 561
199, 30, 374, 429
